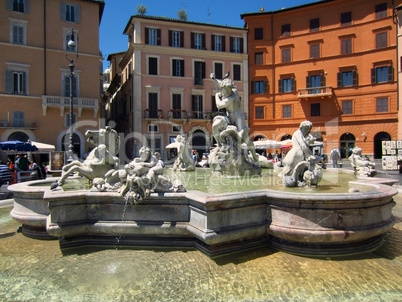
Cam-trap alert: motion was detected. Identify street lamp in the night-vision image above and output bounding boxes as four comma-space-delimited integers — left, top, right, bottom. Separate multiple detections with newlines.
65, 28, 79, 162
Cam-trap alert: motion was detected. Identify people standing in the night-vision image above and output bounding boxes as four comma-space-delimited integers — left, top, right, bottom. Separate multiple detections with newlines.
330, 148, 340, 168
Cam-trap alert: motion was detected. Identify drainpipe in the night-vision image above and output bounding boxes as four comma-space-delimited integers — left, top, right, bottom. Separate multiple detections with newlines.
43, 0, 47, 94
271, 12, 275, 125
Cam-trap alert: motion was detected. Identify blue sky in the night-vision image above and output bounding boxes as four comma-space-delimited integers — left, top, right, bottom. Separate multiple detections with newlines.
100, 0, 320, 69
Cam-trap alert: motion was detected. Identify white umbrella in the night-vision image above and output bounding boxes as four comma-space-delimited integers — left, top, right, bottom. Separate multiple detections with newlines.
253, 139, 282, 149
30, 141, 55, 151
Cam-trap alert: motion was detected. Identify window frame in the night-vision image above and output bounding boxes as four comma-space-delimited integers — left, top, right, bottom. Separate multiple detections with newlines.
10, 19, 27, 45
255, 106, 264, 119
281, 24, 291, 37
340, 12, 352, 26
172, 59, 184, 77
310, 103, 321, 117
375, 31, 388, 49
7, 0, 30, 13
342, 100, 353, 115
309, 18, 319, 32
61, 2, 80, 23
376, 97, 388, 113
282, 105, 292, 118
148, 56, 158, 75
5, 63, 30, 95
254, 28, 263, 40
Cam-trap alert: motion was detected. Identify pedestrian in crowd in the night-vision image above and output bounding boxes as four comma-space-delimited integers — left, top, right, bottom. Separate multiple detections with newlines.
0, 161, 12, 189
29, 160, 38, 170
7, 157, 15, 171
330, 148, 341, 168
15, 154, 29, 171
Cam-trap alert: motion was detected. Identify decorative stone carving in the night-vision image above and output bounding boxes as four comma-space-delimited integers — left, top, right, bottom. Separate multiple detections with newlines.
51, 128, 185, 203
280, 121, 323, 187
209, 72, 261, 176
51, 126, 120, 190
172, 134, 195, 171
349, 147, 376, 177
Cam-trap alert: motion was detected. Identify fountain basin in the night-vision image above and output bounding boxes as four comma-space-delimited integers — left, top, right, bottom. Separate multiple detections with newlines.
8, 176, 397, 257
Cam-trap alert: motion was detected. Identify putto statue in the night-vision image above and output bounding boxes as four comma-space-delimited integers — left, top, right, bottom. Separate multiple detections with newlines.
51, 127, 185, 204
172, 134, 195, 171
348, 147, 376, 177
280, 121, 323, 187
209, 72, 261, 176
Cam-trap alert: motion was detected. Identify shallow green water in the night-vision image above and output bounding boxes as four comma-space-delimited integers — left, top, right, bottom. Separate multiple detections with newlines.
47, 168, 363, 194
1, 195, 401, 302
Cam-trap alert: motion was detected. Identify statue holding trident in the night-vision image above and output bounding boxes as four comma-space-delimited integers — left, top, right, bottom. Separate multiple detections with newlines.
209, 72, 261, 176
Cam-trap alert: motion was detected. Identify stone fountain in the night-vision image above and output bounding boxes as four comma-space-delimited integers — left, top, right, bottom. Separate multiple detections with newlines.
8, 75, 397, 257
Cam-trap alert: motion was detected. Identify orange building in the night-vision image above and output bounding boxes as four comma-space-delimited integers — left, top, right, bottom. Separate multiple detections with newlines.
0, 0, 104, 161
242, 0, 401, 159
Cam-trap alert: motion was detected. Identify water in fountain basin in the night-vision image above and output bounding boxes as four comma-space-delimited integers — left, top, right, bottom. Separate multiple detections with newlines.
0, 199, 401, 301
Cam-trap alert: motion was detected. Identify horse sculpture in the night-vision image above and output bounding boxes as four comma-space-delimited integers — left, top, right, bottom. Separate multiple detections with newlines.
51, 126, 120, 190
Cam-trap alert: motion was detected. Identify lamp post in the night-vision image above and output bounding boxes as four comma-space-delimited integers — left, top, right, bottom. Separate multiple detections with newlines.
65, 28, 79, 162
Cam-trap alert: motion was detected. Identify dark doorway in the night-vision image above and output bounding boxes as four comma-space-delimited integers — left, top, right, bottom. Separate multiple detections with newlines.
191, 130, 207, 156
373, 132, 391, 158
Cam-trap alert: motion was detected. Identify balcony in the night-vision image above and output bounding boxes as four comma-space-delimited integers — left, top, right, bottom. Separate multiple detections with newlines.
168, 109, 188, 121
42, 96, 99, 117
297, 86, 333, 100
0, 120, 37, 129
144, 109, 164, 119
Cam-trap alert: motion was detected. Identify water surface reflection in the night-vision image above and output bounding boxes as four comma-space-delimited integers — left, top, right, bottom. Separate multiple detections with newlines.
0, 191, 401, 301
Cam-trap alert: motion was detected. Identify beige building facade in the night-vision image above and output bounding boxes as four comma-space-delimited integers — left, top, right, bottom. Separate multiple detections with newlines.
105, 15, 248, 162
0, 0, 104, 161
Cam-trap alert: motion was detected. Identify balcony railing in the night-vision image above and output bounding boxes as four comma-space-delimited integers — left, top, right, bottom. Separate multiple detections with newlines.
297, 86, 333, 99
144, 109, 164, 119
168, 109, 188, 120
188, 111, 212, 120
0, 120, 37, 129
42, 95, 99, 117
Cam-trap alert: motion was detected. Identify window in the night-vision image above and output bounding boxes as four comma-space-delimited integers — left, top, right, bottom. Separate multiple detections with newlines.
172, 94, 182, 118
282, 48, 291, 63
337, 70, 357, 87
279, 77, 295, 93
307, 74, 325, 94
172, 59, 184, 77
255, 52, 263, 65
255, 107, 264, 119
376, 32, 387, 49
233, 64, 241, 81
148, 57, 158, 75
192, 95, 203, 118
148, 124, 159, 133
311, 103, 321, 116
375, 3, 387, 19
212, 35, 225, 51
214, 62, 223, 80
252, 80, 268, 94
341, 12, 351, 26
281, 24, 291, 37
7, 0, 30, 13
5, 66, 28, 95
341, 38, 352, 54
63, 74, 78, 97
310, 44, 320, 59
194, 61, 205, 85
13, 111, 24, 127
254, 28, 263, 40
172, 126, 182, 133
148, 92, 158, 118
310, 18, 319, 32
282, 105, 292, 118
191, 32, 205, 49
169, 30, 183, 47
371, 65, 393, 84
146, 28, 160, 45
376, 97, 388, 112
342, 100, 353, 114
230, 37, 243, 53
11, 20, 27, 45
61, 2, 80, 23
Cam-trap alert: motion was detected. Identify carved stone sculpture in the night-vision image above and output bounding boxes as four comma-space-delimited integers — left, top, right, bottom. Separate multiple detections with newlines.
172, 134, 195, 171
51, 126, 120, 190
209, 72, 261, 176
280, 121, 323, 187
348, 147, 376, 177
